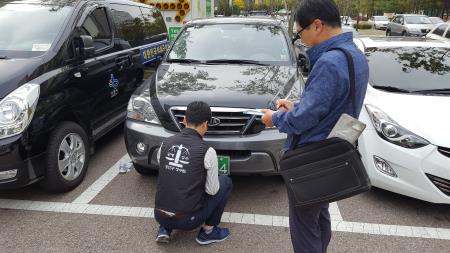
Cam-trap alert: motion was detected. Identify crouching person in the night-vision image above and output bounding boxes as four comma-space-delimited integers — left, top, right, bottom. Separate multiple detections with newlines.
154, 101, 233, 245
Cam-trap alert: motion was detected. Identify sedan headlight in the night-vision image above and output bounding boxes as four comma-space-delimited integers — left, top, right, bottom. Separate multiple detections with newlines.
0, 84, 40, 139
365, 104, 429, 149
127, 94, 160, 125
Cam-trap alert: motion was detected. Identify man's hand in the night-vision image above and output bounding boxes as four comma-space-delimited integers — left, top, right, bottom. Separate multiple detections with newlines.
276, 99, 294, 112
261, 109, 275, 128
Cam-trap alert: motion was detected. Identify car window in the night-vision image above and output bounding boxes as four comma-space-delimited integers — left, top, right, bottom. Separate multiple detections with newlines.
140, 7, 167, 43
168, 24, 291, 65
405, 16, 432, 24
446, 27, 450, 39
366, 47, 450, 91
375, 16, 388, 21
81, 8, 112, 51
110, 4, 145, 47
433, 24, 447, 36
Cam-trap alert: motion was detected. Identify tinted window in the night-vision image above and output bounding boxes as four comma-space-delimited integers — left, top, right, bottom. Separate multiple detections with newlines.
0, 3, 73, 58
140, 7, 167, 42
433, 24, 447, 36
366, 47, 450, 91
81, 8, 112, 50
446, 27, 450, 39
110, 4, 145, 47
168, 24, 291, 64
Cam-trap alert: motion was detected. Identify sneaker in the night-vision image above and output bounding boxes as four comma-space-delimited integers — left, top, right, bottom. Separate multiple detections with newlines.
155, 226, 172, 243
195, 226, 230, 245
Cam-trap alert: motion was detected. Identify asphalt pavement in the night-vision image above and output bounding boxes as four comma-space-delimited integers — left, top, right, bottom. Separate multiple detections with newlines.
1, 125, 450, 253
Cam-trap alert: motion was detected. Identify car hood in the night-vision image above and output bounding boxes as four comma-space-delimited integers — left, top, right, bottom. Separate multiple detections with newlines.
153, 63, 299, 109
365, 87, 450, 147
0, 58, 43, 99
375, 21, 389, 25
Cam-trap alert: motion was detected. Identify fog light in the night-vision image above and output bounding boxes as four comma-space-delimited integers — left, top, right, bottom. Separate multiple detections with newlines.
0, 169, 17, 180
136, 142, 147, 154
373, 156, 397, 177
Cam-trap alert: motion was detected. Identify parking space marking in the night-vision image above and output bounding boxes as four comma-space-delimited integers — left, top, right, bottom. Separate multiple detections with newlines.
1, 198, 450, 240
72, 154, 129, 204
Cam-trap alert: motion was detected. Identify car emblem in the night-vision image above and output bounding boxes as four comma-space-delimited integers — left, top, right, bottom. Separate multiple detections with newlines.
209, 117, 221, 127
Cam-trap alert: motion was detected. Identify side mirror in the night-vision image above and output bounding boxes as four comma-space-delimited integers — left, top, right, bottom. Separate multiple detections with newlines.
76, 35, 95, 59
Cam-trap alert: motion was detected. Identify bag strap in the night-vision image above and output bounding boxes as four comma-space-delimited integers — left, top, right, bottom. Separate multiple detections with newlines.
289, 47, 357, 150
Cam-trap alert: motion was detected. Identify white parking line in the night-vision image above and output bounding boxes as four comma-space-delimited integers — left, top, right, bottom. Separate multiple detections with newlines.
1, 198, 450, 240
72, 154, 129, 204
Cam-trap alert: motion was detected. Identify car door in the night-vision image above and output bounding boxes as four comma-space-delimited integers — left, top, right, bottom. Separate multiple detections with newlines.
69, 5, 124, 138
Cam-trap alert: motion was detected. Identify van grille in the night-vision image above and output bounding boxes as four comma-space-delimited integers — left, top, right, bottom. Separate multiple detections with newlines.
426, 173, 450, 197
438, 147, 450, 158
169, 106, 264, 135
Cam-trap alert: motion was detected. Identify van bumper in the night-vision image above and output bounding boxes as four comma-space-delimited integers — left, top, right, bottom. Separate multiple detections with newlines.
0, 134, 45, 189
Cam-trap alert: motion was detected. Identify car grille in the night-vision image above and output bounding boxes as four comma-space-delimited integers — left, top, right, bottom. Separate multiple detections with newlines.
421, 29, 431, 33
438, 147, 450, 158
169, 106, 265, 135
426, 173, 450, 197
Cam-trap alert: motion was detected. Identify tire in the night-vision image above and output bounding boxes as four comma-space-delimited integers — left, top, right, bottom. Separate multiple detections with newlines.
386, 30, 391, 36
133, 163, 158, 176
39, 122, 90, 192
402, 31, 407, 36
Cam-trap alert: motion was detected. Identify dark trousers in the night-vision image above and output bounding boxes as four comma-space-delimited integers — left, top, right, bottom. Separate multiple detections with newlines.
155, 176, 233, 230
288, 194, 331, 253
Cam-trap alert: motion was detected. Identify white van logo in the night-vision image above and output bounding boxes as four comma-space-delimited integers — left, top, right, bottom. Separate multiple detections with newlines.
165, 144, 190, 168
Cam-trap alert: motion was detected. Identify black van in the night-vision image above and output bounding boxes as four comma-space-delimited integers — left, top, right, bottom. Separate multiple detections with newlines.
0, 0, 168, 192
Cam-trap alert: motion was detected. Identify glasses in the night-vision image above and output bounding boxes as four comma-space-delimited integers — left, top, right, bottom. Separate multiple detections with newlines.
297, 22, 313, 38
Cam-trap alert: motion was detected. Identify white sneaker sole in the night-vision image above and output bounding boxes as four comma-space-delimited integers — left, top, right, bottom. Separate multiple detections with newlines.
155, 235, 170, 243
195, 235, 229, 245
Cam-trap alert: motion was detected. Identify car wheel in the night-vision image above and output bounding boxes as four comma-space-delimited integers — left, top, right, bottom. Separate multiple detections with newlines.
402, 31, 407, 36
40, 122, 90, 192
134, 163, 158, 176
386, 30, 391, 36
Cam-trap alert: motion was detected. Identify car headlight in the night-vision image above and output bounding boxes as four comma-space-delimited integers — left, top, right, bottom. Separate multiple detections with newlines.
365, 104, 429, 149
0, 84, 40, 139
127, 94, 160, 125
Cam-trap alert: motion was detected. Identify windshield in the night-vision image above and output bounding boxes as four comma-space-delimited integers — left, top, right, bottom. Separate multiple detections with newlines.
405, 16, 432, 24
0, 3, 73, 58
366, 47, 450, 92
374, 16, 388, 21
167, 24, 291, 65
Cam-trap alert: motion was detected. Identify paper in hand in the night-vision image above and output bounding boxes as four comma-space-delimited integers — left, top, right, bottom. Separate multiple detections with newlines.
243, 109, 265, 116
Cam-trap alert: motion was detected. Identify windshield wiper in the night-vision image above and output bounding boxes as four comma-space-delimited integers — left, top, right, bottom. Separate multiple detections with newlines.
411, 89, 450, 94
372, 85, 411, 93
0, 55, 9, 59
205, 59, 268, 66
166, 58, 204, 64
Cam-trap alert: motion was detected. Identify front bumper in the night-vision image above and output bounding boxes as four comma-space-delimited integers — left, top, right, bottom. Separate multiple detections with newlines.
359, 129, 450, 204
124, 120, 287, 175
0, 134, 45, 189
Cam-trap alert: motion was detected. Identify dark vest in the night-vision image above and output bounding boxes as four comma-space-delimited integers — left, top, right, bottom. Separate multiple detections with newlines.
155, 128, 209, 213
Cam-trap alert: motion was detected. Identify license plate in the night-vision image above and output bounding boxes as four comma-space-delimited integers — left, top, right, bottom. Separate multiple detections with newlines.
217, 155, 230, 175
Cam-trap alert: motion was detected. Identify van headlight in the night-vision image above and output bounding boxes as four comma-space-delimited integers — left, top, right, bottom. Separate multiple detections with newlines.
365, 104, 429, 149
127, 95, 160, 125
0, 84, 40, 139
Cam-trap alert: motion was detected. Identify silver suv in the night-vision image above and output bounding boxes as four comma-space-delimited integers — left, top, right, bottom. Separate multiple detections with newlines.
386, 14, 435, 37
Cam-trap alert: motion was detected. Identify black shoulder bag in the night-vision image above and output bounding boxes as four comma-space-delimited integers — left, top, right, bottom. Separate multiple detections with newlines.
279, 48, 371, 208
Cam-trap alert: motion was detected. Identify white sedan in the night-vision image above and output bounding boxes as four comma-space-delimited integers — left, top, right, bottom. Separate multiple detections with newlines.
426, 22, 450, 42
355, 37, 450, 203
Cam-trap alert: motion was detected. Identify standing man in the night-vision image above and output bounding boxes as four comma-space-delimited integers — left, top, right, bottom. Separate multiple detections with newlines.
154, 101, 233, 245
261, 0, 369, 252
